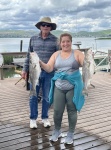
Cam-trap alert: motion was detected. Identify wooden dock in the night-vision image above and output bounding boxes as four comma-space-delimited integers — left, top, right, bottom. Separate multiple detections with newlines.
0, 71, 111, 150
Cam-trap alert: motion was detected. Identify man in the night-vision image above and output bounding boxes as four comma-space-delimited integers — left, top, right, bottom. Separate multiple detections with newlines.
22, 17, 59, 128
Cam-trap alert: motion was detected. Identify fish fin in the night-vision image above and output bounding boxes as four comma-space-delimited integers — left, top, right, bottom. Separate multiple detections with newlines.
90, 83, 95, 88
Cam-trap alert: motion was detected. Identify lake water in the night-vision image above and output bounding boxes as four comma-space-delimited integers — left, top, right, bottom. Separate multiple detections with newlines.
0, 37, 111, 53
0, 37, 111, 78
0, 38, 30, 53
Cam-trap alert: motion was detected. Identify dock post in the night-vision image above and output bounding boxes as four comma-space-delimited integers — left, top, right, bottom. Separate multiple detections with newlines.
0, 54, 4, 80
20, 40, 23, 52
0, 67, 3, 80
108, 50, 111, 75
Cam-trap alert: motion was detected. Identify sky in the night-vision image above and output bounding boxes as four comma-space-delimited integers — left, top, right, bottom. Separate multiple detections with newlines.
0, 0, 111, 33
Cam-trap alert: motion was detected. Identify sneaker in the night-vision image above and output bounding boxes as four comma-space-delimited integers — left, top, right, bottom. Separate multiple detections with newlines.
50, 130, 62, 142
42, 119, 51, 128
64, 132, 74, 144
30, 119, 37, 129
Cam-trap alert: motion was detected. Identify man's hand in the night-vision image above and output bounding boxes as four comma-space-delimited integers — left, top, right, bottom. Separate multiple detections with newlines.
21, 71, 27, 80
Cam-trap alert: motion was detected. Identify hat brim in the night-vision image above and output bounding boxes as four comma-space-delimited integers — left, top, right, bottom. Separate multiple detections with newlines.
35, 21, 57, 30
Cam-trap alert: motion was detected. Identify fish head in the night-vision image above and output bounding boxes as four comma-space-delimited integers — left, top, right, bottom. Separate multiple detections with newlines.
85, 49, 93, 61
30, 52, 39, 64
87, 49, 93, 56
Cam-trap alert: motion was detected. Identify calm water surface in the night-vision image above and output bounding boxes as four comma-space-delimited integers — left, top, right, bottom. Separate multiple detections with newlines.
0, 38, 30, 52
0, 37, 111, 53
0, 37, 111, 78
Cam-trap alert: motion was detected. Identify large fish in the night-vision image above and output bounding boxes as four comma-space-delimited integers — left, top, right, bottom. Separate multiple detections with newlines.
29, 52, 41, 96
82, 48, 96, 96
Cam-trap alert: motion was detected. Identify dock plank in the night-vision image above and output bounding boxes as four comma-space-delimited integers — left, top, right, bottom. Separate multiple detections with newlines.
0, 71, 111, 149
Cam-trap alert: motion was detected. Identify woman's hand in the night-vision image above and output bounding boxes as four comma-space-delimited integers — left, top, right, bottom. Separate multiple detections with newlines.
39, 60, 52, 73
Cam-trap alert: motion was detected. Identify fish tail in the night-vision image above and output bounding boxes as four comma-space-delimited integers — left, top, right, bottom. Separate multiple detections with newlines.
30, 90, 37, 97
82, 89, 88, 96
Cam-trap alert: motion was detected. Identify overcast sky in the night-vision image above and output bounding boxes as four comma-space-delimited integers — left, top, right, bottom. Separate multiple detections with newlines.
0, 0, 111, 32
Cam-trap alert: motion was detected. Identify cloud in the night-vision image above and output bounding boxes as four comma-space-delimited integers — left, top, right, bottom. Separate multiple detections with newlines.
0, 0, 111, 32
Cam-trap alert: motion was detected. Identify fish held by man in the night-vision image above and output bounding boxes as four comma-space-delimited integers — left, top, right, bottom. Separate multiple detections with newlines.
29, 52, 41, 96
82, 48, 96, 96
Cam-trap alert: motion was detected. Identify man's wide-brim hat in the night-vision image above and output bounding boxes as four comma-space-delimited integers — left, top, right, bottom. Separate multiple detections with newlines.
35, 17, 57, 30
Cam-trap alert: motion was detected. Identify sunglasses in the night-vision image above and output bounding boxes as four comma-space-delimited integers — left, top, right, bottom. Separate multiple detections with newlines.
41, 23, 51, 27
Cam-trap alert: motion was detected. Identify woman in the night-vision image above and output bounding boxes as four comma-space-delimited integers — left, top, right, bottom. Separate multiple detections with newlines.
39, 33, 85, 144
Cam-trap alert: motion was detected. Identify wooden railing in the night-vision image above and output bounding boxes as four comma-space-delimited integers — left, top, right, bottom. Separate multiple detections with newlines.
0, 52, 27, 80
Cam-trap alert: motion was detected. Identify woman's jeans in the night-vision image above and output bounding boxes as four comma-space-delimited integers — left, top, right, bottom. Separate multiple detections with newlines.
29, 70, 54, 120
53, 86, 77, 133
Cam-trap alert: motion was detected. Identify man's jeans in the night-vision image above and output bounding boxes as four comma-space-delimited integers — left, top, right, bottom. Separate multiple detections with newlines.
29, 70, 54, 120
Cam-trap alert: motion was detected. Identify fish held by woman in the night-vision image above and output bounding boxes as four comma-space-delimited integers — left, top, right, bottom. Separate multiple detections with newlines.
29, 52, 41, 96
82, 48, 96, 96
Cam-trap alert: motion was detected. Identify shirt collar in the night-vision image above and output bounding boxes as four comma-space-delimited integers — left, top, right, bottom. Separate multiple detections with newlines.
38, 32, 52, 39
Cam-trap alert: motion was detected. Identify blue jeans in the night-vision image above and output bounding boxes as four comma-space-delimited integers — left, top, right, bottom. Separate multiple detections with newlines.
29, 70, 54, 120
